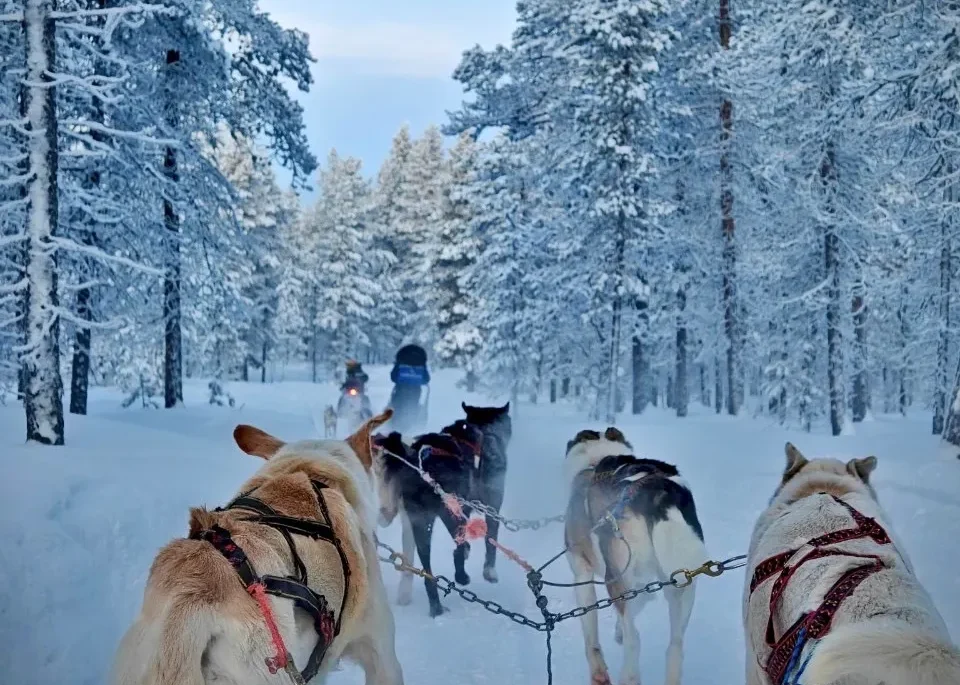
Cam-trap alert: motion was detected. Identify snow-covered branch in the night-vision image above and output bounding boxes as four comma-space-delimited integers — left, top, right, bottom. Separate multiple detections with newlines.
51, 237, 163, 276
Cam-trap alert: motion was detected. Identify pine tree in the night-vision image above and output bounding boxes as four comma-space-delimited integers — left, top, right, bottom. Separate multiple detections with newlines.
429, 133, 482, 384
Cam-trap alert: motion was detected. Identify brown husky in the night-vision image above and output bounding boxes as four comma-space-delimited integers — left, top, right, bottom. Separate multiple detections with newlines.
112, 410, 404, 685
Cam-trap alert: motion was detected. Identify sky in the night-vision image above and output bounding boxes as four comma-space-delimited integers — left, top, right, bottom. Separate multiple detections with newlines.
258, 0, 517, 191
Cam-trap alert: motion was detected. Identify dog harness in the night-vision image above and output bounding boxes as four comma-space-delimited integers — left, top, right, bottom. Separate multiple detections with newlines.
191, 479, 350, 682
749, 494, 893, 684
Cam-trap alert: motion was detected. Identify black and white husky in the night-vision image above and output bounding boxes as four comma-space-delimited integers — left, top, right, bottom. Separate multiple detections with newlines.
563, 428, 706, 685
374, 420, 483, 617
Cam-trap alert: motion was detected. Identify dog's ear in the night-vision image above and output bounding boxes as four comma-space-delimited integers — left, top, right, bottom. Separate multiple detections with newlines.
346, 409, 394, 470
783, 442, 808, 481
846, 456, 877, 483
603, 427, 628, 444
501, 402, 510, 413
566, 429, 601, 454
234, 424, 285, 460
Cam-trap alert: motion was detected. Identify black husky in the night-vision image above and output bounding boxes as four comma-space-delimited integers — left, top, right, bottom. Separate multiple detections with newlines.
461, 402, 512, 583
375, 420, 483, 617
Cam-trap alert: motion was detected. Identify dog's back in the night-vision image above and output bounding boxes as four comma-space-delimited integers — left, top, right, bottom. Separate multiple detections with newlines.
564, 435, 706, 581
745, 445, 960, 685
113, 416, 402, 685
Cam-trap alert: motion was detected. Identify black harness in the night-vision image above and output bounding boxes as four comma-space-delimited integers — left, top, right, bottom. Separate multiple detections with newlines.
190, 479, 350, 682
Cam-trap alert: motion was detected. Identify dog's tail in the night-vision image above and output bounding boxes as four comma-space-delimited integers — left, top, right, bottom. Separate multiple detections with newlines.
805, 620, 960, 685
112, 605, 215, 685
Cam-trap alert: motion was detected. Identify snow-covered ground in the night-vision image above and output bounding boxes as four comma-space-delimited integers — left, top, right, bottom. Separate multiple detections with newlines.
2, 366, 958, 685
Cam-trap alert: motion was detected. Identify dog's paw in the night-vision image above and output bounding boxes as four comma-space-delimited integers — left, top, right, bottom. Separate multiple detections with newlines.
396, 590, 412, 606
482, 566, 499, 583
429, 604, 449, 618
590, 672, 612, 685
455, 570, 471, 586
614, 624, 623, 645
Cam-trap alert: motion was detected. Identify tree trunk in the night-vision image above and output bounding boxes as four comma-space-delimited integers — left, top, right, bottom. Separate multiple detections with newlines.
822, 140, 844, 437
69, 283, 92, 415
549, 379, 557, 403
851, 278, 869, 423
934, 179, 953, 434
800, 319, 817, 432
675, 286, 688, 417
883, 366, 893, 414
606, 224, 626, 423
68, 0, 108, 416
899, 285, 909, 417
942, 358, 960, 447
310, 287, 318, 383
16, 65, 29, 403
261, 340, 268, 383
714, 355, 722, 414
163, 49, 183, 409
23, 0, 65, 444
632, 295, 650, 414
561, 377, 570, 398
719, 0, 740, 417
699, 362, 708, 407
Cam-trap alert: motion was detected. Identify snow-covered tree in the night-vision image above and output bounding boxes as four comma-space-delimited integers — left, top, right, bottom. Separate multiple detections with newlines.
428, 132, 482, 384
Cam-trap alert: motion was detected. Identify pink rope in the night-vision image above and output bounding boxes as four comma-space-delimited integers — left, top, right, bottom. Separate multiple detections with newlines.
248, 582, 289, 674
487, 537, 534, 573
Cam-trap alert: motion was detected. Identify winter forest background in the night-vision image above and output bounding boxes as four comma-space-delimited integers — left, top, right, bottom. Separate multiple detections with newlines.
4, 0, 960, 446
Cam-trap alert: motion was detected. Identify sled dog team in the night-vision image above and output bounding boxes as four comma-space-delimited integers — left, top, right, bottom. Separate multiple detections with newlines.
113, 405, 960, 685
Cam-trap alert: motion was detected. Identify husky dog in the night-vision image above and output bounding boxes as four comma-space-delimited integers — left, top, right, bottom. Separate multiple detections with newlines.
461, 402, 512, 583
744, 443, 960, 685
564, 428, 706, 685
112, 411, 404, 685
374, 420, 484, 617
323, 404, 338, 438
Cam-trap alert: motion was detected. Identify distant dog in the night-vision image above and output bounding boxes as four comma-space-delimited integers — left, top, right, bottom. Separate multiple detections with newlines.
112, 411, 403, 685
324, 404, 338, 438
374, 420, 483, 617
461, 402, 512, 583
744, 443, 960, 685
564, 427, 706, 685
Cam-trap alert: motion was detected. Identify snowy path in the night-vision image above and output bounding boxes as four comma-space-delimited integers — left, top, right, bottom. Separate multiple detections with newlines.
1, 367, 959, 685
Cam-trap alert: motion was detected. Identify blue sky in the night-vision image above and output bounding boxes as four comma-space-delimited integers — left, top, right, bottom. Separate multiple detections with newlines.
258, 0, 517, 191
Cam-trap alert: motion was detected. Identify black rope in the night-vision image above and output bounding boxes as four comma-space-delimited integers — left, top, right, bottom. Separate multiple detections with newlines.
538, 532, 634, 588
545, 624, 553, 685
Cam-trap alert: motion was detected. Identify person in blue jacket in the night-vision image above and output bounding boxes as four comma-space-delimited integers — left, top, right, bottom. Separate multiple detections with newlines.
388, 345, 430, 434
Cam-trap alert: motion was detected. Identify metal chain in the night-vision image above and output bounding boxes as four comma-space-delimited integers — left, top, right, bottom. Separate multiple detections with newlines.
551, 554, 748, 623
376, 540, 548, 631
376, 538, 746, 630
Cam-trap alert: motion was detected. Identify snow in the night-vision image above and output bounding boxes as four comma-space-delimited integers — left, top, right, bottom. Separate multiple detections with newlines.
2, 366, 959, 685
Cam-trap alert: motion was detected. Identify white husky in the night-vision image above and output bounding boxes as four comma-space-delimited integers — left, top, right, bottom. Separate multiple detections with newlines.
743, 443, 960, 685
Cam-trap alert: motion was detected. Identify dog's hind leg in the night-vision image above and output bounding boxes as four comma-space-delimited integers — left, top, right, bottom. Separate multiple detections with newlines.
664, 585, 696, 685
568, 553, 611, 685
607, 576, 648, 685
396, 507, 415, 606
481, 470, 506, 583
410, 513, 446, 617
438, 507, 471, 586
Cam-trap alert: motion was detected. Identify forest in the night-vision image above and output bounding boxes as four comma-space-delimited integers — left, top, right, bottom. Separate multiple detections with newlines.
3, 0, 960, 444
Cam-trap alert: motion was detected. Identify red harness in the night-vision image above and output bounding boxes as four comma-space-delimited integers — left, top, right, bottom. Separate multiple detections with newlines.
749, 494, 892, 683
